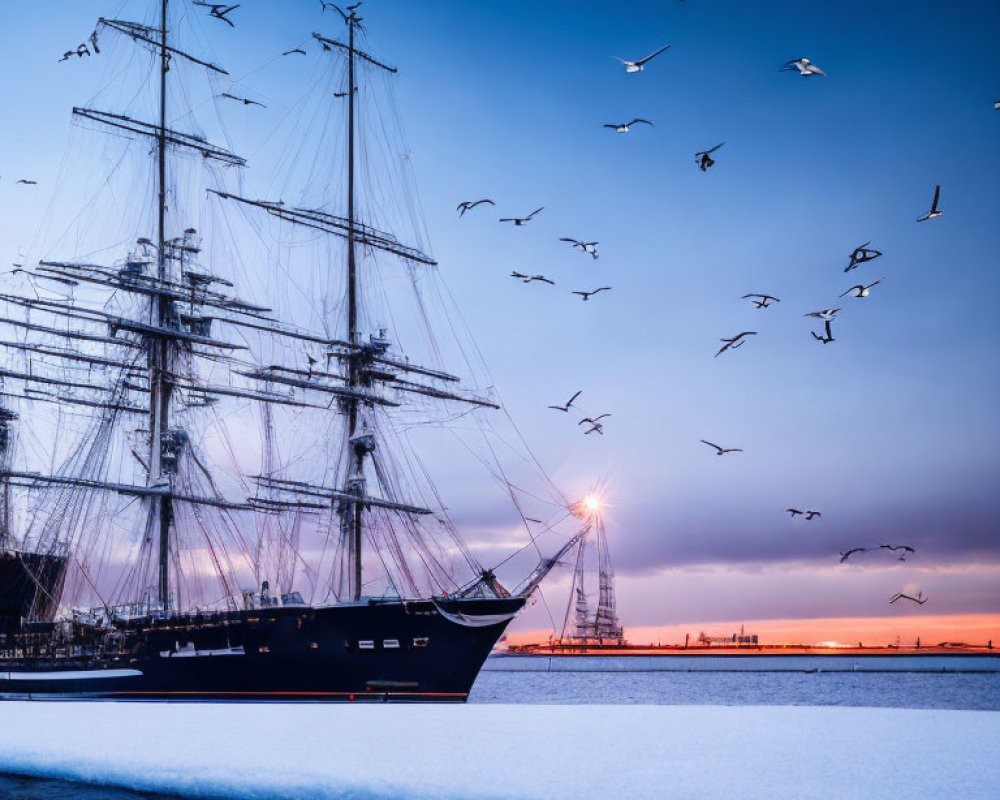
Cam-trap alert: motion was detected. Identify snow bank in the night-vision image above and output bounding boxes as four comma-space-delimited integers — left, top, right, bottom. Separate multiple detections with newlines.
0, 702, 997, 799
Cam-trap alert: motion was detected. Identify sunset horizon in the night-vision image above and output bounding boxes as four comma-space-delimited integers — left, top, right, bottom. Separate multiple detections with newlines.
507, 613, 1000, 649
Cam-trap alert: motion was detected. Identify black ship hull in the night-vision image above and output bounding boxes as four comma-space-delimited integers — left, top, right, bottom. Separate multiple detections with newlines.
0, 595, 524, 702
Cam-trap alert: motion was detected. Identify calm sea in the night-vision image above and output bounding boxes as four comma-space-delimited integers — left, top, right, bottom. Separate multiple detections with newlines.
3, 661, 998, 798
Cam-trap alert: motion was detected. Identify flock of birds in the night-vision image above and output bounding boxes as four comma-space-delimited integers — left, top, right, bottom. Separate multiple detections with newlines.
454, 200, 615, 303
545, 390, 611, 436
706, 181, 939, 605
446, 41, 961, 610
714, 184, 943, 362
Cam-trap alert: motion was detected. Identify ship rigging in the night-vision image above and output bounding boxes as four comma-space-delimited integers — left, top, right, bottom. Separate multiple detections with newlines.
0, 0, 582, 701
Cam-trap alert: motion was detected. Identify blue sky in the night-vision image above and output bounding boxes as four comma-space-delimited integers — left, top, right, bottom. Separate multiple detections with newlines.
1, 0, 998, 633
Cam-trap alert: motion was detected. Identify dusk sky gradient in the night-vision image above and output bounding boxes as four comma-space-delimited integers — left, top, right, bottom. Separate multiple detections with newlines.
1, 0, 997, 642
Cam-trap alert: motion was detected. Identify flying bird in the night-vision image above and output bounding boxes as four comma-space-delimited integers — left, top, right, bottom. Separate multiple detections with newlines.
700, 440, 742, 456
579, 414, 612, 426
220, 92, 266, 108
548, 390, 582, 412
499, 207, 544, 226
804, 510, 821, 520
332, 88, 357, 98
845, 241, 883, 272
805, 308, 841, 322
889, 591, 927, 605
879, 544, 916, 561
994, 100, 1000, 111
916, 184, 943, 222
282, 48, 307, 56
840, 278, 884, 298
615, 45, 671, 73
15, 180, 37, 185
604, 119, 653, 133
559, 238, 599, 259
583, 423, 605, 435
811, 320, 835, 344
742, 293, 779, 309
839, 548, 866, 563
510, 271, 554, 284
779, 57, 826, 76
572, 287, 612, 301
457, 199, 495, 216
59, 43, 92, 61
786, 508, 804, 517
695, 142, 725, 171
193, 2, 240, 26
714, 331, 756, 357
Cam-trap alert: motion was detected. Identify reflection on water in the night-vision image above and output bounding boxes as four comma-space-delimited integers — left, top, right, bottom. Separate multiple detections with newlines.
469, 667, 1000, 710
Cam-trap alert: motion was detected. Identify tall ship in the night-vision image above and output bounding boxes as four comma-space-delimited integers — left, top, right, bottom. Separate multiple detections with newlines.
0, 0, 581, 701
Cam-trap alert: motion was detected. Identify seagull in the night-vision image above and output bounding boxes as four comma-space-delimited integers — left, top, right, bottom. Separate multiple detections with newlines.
840, 278, 884, 298
779, 57, 826, 76
805, 308, 841, 322
879, 544, 916, 561
572, 287, 612, 301
59, 43, 92, 61
695, 142, 725, 171
583, 423, 605, 435
804, 510, 821, 520
193, 2, 240, 26
714, 331, 756, 357
579, 414, 612, 426
615, 45, 671, 73
811, 320, 835, 344
845, 241, 883, 272
889, 591, 927, 605
15, 180, 37, 185
742, 293, 779, 309
786, 508, 804, 517
332, 88, 357, 98
700, 440, 742, 456
510, 271, 554, 284
916, 184, 942, 222
499, 207, 543, 226
995, 100, 1000, 111
548, 391, 582, 412
840, 548, 866, 563
457, 199, 495, 216
559, 238, 599, 259
220, 92, 266, 108
604, 119, 654, 133
282, 48, 307, 56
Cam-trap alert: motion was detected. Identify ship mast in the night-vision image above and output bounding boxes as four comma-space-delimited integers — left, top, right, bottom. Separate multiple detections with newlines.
345, 5, 362, 601
151, 0, 173, 609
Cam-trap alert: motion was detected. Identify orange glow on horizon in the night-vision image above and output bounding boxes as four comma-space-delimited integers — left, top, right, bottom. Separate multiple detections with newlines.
506, 613, 1000, 648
